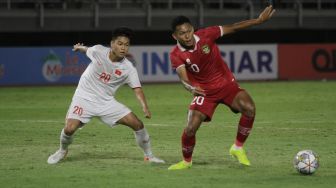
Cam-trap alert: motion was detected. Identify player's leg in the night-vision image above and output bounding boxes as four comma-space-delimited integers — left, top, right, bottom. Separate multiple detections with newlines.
48, 97, 90, 164
168, 110, 206, 170
62, 118, 83, 149
169, 95, 216, 170
116, 112, 165, 163
231, 90, 256, 147
229, 90, 256, 166
47, 119, 83, 164
182, 110, 206, 162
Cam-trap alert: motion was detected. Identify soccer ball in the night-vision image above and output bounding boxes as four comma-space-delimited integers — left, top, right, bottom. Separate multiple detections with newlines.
293, 150, 319, 175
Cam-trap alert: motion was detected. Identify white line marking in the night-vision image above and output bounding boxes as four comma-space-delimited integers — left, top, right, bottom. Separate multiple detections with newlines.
0, 120, 62, 123
0, 119, 334, 131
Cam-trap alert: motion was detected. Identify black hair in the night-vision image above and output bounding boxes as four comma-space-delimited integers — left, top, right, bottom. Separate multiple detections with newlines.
111, 27, 133, 41
171, 16, 191, 32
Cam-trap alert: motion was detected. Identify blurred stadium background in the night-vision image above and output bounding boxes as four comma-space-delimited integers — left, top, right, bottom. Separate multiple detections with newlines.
1, 0, 336, 44
0, 0, 336, 85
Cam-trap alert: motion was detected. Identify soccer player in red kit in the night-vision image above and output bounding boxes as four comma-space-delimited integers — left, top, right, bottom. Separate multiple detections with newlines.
168, 5, 275, 170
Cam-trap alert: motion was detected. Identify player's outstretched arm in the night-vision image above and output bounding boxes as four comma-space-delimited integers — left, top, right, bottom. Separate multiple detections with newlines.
133, 87, 152, 119
222, 5, 275, 35
72, 43, 88, 53
176, 65, 205, 96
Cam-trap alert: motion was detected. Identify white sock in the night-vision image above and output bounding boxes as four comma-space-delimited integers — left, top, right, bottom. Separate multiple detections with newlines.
134, 128, 153, 157
60, 129, 73, 151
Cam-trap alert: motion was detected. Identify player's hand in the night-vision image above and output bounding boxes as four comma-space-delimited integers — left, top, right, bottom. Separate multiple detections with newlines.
192, 86, 206, 96
72, 43, 85, 52
257, 5, 276, 24
143, 108, 151, 119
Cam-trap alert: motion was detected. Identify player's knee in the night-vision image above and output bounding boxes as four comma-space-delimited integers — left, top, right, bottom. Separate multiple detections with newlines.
243, 103, 256, 118
133, 119, 144, 131
185, 126, 197, 137
64, 126, 76, 136
64, 120, 81, 135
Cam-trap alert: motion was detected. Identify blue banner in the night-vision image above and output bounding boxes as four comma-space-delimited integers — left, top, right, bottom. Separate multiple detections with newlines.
0, 47, 90, 86
0, 44, 279, 86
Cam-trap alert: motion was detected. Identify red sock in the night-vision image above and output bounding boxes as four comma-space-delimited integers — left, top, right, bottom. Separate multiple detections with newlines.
235, 115, 254, 147
181, 129, 195, 162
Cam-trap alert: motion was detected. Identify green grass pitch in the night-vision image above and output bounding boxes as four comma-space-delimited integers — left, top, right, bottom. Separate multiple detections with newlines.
0, 81, 335, 188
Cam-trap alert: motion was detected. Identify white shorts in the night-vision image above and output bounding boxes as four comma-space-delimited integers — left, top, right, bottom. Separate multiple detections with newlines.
66, 96, 131, 127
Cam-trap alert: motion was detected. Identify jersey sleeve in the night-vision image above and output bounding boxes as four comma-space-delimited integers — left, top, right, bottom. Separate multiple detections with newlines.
170, 50, 185, 70
196, 26, 223, 42
127, 65, 142, 88
86, 45, 104, 62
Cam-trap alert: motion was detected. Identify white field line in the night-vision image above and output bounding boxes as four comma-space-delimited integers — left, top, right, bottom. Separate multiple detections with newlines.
1, 119, 334, 131
0, 119, 62, 123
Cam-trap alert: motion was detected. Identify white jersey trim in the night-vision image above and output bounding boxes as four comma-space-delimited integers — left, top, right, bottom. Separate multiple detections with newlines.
176, 64, 185, 70
219, 26, 224, 36
177, 34, 200, 52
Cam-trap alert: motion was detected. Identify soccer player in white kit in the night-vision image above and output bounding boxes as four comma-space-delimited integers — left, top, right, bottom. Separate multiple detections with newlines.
47, 27, 165, 164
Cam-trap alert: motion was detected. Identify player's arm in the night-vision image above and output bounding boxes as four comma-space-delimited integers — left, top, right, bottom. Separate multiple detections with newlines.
72, 43, 88, 53
133, 87, 151, 119
176, 65, 205, 96
222, 5, 275, 35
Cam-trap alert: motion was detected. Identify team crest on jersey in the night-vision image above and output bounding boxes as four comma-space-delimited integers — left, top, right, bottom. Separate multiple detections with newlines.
201, 45, 210, 54
114, 69, 122, 76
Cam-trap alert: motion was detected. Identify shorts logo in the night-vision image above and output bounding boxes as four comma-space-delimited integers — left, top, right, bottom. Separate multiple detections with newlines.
73, 106, 83, 116
202, 45, 210, 54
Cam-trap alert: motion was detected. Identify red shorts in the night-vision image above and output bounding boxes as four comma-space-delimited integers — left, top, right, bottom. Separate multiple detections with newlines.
189, 82, 244, 122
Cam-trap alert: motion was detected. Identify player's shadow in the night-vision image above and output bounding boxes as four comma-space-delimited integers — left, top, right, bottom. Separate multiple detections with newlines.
64, 151, 141, 163
191, 155, 251, 169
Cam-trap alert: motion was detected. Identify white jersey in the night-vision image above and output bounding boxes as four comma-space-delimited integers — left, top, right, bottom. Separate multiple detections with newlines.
74, 45, 141, 103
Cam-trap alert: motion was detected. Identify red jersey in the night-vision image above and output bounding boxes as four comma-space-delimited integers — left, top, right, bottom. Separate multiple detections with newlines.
170, 26, 235, 95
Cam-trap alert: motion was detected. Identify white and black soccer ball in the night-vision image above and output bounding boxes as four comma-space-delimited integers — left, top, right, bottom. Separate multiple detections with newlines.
293, 150, 319, 175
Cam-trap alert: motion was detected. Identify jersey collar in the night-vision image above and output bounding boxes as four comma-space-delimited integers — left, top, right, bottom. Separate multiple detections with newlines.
177, 34, 200, 52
